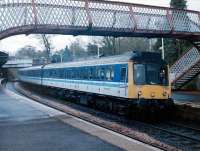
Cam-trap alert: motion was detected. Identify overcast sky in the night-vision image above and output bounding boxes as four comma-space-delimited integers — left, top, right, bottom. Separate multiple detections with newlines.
0, 0, 199, 55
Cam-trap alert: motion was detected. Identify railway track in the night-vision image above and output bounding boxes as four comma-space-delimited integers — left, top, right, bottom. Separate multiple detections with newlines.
13, 82, 200, 151
134, 121, 200, 151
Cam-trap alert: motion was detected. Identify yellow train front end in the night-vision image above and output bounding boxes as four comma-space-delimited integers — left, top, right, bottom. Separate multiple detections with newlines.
127, 52, 173, 112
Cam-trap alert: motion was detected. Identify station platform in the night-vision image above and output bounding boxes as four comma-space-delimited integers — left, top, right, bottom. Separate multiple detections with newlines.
172, 91, 200, 122
0, 82, 160, 151
172, 91, 200, 107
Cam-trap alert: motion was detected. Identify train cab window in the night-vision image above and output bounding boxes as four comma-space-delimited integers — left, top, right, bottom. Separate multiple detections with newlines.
146, 64, 159, 85
134, 64, 146, 84
120, 67, 127, 82
146, 64, 169, 85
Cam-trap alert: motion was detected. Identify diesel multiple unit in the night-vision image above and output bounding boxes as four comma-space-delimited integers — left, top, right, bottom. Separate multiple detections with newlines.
18, 51, 172, 111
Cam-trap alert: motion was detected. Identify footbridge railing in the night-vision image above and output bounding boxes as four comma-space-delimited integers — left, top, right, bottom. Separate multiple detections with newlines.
0, 0, 200, 39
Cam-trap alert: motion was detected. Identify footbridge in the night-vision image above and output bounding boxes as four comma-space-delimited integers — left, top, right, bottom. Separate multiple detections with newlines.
0, 0, 200, 89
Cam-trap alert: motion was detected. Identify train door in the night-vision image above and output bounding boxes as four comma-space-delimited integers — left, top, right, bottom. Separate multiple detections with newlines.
64, 69, 66, 89
41, 66, 44, 86
120, 65, 128, 98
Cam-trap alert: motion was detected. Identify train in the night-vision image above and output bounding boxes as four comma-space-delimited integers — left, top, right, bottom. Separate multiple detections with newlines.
18, 51, 173, 117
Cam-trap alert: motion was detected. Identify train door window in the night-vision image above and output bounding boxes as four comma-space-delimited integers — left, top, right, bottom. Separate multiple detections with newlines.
111, 67, 114, 81
134, 64, 146, 85
120, 67, 127, 82
95, 67, 99, 80
100, 68, 105, 80
92, 67, 96, 80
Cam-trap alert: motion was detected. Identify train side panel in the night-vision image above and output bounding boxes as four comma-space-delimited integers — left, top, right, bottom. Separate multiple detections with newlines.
41, 64, 129, 98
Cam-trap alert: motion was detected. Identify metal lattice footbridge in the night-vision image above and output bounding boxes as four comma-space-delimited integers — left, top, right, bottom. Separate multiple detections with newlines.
0, 0, 200, 89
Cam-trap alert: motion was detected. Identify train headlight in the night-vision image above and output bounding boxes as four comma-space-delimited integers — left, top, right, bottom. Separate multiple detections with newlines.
138, 91, 142, 96
151, 92, 155, 97
163, 91, 167, 96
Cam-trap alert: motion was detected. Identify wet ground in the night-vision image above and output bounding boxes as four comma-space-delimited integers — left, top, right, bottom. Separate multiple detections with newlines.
172, 91, 200, 104
0, 82, 160, 151
0, 86, 123, 151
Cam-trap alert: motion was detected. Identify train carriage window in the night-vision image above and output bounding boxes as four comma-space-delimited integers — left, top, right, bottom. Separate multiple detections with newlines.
71, 69, 75, 79
67, 69, 71, 79
83, 68, 88, 80
73, 68, 77, 79
53, 69, 56, 78
105, 66, 114, 81
92, 67, 97, 80
120, 67, 127, 82
62, 68, 65, 79
89, 68, 93, 80
66, 70, 69, 79
95, 67, 100, 80
79, 68, 83, 79
106, 68, 111, 81
75, 69, 78, 79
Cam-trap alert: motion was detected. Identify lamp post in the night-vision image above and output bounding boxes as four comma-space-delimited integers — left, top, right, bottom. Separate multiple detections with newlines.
159, 38, 165, 60
161, 38, 165, 60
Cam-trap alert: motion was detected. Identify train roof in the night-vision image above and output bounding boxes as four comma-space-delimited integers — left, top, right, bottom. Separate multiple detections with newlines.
19, 65, 43, 71
45, 52, 132, 69
20, 51, 164, 71
45, 51, 164, 69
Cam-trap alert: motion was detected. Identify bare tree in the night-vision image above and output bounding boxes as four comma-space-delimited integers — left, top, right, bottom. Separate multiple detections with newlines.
36, 34, 53, 63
